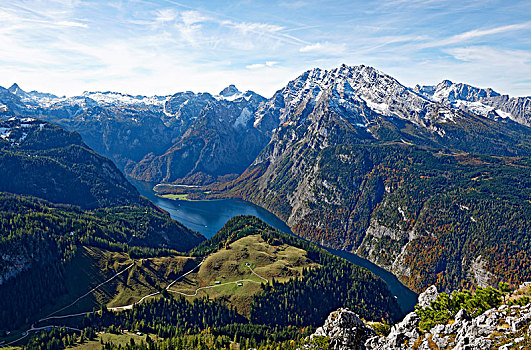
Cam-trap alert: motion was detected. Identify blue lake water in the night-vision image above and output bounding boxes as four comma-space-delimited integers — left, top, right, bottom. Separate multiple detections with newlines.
131, 179, 417, 313
131, 179, 291, 237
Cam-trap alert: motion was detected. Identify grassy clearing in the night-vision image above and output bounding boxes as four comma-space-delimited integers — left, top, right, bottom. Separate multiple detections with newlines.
169, 234, 320, 315
159, 193, 190, 200
106, 254, 194, 308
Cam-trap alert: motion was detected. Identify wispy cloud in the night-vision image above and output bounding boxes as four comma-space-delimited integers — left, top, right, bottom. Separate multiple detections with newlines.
223, 21, 284, 34
278, 0, 308, 9
446, 46, 531, 67
245, 61, 278, 69
299, 42, 346, 55
422, 22, 531, 48
55, 20, 87, 28
153, 8, 180, 23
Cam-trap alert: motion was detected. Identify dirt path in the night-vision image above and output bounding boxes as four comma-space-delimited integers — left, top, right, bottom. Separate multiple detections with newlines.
2, 258, 205, 347
167, 261, 270, 297
40, 263, 135, 322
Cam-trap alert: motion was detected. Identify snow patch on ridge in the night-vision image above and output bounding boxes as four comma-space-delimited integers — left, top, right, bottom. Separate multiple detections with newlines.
234, 108, 252, 127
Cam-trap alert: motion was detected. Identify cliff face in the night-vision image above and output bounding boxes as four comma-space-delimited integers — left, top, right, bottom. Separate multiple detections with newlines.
219, 65, 531, 293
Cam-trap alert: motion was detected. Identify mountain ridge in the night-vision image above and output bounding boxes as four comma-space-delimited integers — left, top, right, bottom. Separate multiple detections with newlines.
2, 64, 531, 293
205, 65, 531, 294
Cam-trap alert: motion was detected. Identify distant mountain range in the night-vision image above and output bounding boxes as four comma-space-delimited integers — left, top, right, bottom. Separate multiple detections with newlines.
2, 64, 530, 293
1, 82, 270, 185
1, 66, 529, 185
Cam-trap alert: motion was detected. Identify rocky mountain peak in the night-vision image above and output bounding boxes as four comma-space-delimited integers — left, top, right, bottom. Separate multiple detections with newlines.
8, 83, 22, 92
219, 84, 240, 97
254, 63, 434, 132
7, 83, 28, 98
437, 79, 453, 89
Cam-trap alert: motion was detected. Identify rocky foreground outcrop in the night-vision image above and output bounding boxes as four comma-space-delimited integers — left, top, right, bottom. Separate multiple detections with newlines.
311, 308, 376, 350
308, 286, 531, 350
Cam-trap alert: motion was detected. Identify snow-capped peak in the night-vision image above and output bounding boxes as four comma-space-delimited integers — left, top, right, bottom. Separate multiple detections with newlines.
415, 80, 501, 103
80, 91, 168, 107
219, 84, 240, 97
254, 64, 435, 130
8, 83, 29, 99
412, 80, 531, 126
214, 85, 261, 102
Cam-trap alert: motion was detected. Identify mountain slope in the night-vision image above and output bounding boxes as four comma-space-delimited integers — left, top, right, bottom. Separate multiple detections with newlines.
0, 118, 205, 330
0, 117, 144, 208
212, 65, 531, 293
128, 87, 269, 184
0, 193, 202, 329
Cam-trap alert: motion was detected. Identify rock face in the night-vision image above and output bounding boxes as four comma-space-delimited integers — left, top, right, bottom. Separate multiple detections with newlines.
417, 285, 439, 308
310, 286, 531, 350
311, 308, 375, 350
129, 88, 269, 184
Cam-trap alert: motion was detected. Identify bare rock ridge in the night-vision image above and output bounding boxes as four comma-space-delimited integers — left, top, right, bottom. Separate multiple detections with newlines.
311, 308, 375, 350
308, 286, 531, 350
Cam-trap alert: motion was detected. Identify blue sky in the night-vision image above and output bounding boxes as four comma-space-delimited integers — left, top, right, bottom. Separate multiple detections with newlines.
0, 0, 530, 97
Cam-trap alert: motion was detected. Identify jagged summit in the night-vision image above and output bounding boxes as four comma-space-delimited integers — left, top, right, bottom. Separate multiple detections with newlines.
7, 83, 29, 98
219, 84, 240, 97
214, 85, 265, 104
8, 83, 23, 92
253, 63, 436, 132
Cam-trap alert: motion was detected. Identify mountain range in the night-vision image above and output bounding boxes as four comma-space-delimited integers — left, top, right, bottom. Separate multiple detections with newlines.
1, 64, 530, 295
2, 65, 530, 185
1, 63, 531, 349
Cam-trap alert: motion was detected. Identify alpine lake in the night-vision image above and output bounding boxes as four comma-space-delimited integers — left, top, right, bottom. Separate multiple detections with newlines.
131, 179, 418, 313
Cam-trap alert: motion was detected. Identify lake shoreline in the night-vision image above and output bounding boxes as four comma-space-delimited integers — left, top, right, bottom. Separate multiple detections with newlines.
129, 178, 418, 313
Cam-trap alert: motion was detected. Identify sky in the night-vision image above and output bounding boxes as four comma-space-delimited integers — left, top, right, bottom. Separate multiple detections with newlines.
0, 0, 530, 97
